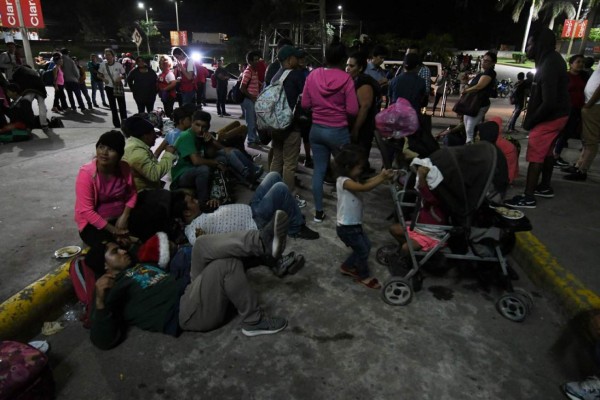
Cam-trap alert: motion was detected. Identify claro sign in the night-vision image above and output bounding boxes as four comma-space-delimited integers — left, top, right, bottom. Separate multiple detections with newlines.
0, 0, 45, 29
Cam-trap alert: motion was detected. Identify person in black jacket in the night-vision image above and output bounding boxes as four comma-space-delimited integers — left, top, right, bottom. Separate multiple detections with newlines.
505, 26, 569, 209
0, 83, 34, 142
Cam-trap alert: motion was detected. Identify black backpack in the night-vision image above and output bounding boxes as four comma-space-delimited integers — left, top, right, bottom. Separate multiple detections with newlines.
227, 80, 245, 104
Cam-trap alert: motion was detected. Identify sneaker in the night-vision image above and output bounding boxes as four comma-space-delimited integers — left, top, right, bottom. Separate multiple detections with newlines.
241, 316, 288, 337
272, 252, 306, 277
295, 194, 307, 208
291, 224, 319, 240
314, 210, 326, 223
562, 376, 600, 400
533, 185, 554, 198
259, 210, 289, 259
561, 165, 579, 174
564, 170, 588, 181
102, 102, 109, 107
504, 194, 536, 209
222, 113, 232, 117
554, 157, 569, 168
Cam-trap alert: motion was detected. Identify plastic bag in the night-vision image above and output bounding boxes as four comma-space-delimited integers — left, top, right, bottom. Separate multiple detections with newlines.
375, 98, 419, 139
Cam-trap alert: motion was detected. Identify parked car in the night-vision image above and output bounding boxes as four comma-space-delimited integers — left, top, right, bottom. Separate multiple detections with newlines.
204, 68, 238, 102
382, 60, 443, 95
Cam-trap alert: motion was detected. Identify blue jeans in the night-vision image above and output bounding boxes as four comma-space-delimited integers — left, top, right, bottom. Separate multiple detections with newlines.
180, 90, 196, 106
309, 123, 350, 211
217, 148, 256, 182
336, 224, 371, 279
177, 165, 212, 203
91, 79, 106, 105
241, 98, 258, 144
250, 172, 304, 235
464, 105, 490, 142
507, 105, 523, 131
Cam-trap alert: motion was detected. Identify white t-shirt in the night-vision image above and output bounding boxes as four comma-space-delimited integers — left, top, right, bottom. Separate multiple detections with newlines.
336, 176, 363, 226
584, 68, 600, 104
185, 204, 257, 243
98, 61, 126, 88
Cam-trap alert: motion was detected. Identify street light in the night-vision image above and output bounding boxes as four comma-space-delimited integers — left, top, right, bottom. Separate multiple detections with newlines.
170, 0, 180, 32
338, 5, 343, 41
138, 2, 152, 54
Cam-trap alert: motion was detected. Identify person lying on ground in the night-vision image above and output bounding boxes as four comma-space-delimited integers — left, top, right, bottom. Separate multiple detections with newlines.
86, 211, 291, 350
178, 172, 319, 242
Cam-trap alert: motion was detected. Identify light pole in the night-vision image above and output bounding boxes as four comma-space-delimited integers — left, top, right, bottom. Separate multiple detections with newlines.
138, 2, 152, 54
338, 5, 343, 41
170, 0, 180, 32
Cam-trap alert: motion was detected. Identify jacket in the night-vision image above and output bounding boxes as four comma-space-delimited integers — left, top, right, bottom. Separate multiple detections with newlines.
74, 159, 137, 231
301, 67, 359, 127
122, 137, 176, 191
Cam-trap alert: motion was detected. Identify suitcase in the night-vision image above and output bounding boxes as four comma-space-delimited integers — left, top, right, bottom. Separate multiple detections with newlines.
0, 341, 55, 400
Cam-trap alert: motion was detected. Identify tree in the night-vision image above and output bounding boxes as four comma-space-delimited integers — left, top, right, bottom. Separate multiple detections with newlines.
497, 0, 576, 52
578, 1, 600, 53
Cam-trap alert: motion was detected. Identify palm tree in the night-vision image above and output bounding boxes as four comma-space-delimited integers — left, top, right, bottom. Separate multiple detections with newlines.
497, 0, 576, 52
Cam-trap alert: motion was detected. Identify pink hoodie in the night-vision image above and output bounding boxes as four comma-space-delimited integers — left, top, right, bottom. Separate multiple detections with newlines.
301, 68, 358, 127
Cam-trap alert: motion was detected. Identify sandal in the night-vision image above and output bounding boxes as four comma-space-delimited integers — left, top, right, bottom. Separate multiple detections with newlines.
355, 277, 381, 290
340, 264, 360, 279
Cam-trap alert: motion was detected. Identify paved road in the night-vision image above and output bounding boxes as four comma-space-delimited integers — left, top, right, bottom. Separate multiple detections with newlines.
0, 86, 585, 399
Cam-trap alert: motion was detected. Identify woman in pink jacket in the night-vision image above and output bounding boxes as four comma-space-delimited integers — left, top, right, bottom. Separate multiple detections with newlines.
74, 131, 137, 250
301, 40, 359, 222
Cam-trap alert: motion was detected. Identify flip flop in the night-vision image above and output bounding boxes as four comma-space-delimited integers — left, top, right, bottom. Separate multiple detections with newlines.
355, 277, 381, 290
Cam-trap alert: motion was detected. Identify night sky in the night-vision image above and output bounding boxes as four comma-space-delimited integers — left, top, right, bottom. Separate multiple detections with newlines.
39, 0, 533, 50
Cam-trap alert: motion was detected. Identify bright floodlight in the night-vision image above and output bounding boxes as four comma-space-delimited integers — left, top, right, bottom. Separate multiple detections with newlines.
191, 52, 202, 62
138, 2, 144, 9
338, 5, 342, 10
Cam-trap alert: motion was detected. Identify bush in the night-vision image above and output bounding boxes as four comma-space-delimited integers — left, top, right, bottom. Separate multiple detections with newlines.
512, 52, 526, 63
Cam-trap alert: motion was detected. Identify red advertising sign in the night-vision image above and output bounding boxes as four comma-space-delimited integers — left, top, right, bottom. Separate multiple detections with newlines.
0, 0, 45, 28
561, 19, 587, 38
170, 31, 188, 46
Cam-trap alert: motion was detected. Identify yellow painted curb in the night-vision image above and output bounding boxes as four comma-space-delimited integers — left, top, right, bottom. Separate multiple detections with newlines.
0, 259, 73, 341
513, 231, 600, 316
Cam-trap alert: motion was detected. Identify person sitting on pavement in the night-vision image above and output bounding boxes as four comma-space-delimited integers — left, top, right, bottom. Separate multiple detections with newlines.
86, 210, 291, 350
122, 115, 176, 192
165, 106, 193, 145
10, 65, 48, 132
180, 171, 319, 243
0, 83, 35, 143
172, 111, 261, 196
74, 131, 137, 254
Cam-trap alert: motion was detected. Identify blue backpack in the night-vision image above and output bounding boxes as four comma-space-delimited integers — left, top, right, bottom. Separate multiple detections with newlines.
255, 69, 293, 132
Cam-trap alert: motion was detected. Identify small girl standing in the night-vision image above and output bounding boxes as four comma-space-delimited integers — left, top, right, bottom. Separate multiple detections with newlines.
335, 145, 394, 289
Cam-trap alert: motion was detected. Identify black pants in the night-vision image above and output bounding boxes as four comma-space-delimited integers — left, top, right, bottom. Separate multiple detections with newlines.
196, 82, 206, 105
65, 81, 85, 110
216, 85, 227, 115
106, 86, 127, 128
162, 96, 176, 119
135, 97, 156, 114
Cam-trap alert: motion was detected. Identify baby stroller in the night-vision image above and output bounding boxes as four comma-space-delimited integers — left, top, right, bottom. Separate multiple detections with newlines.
376, 141, 535, 322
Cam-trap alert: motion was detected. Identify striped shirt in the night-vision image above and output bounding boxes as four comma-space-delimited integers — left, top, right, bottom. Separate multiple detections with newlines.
242, 66, 260, 97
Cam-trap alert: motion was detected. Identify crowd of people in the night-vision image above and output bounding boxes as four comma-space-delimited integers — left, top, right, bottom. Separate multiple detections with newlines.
2, 29, 599, 394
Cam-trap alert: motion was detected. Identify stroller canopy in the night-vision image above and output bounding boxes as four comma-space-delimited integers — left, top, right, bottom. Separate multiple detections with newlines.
428, 142, 497, 223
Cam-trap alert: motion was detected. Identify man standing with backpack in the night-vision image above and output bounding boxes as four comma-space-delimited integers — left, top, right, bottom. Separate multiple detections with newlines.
268, 46, 308, 209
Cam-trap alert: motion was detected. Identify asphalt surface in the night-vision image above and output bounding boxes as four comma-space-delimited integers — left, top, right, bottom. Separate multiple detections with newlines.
0, 84, 598, 399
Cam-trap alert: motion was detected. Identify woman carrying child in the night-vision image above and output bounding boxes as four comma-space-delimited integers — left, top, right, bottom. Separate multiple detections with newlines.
335, 145, 394, 289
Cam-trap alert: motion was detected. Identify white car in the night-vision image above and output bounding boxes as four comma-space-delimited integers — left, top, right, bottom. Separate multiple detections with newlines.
204, 68, 238, 102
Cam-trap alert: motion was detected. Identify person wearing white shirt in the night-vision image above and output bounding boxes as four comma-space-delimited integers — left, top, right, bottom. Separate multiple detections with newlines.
98, 48, 127, 128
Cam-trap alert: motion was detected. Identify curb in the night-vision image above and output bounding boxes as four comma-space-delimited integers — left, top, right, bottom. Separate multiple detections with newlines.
512, 231, 600, 316
0, 260, 73, 341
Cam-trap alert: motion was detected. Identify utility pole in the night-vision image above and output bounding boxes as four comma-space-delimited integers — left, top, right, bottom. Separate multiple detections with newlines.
15, 0, 33, 67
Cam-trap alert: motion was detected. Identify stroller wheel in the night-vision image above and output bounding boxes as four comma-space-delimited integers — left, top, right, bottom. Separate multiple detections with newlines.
381, 278, 413, 306
376, 244, 401, 266
495, 293, 529, 322
513, 287, 534, 311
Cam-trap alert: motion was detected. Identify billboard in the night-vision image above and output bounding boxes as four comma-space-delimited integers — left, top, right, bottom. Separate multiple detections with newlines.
0, 0, 45, 28
561, 19, 587, 38
170, 31, 188, 47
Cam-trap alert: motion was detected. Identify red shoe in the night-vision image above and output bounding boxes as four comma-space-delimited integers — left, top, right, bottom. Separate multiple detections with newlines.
340, 264, 360, 279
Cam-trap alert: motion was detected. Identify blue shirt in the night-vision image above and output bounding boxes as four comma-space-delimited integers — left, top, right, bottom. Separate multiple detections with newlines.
365, 62, 387, 83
